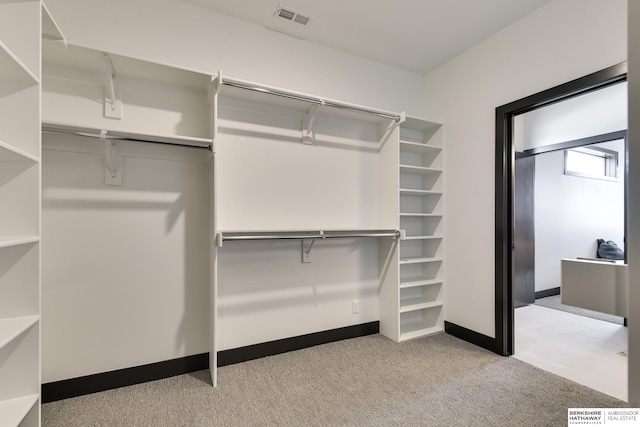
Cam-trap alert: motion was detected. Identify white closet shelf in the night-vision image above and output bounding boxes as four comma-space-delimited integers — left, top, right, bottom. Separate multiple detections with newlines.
0, 394, 39, 427
42, 123, 213, 148
216, 74, 403, 125
400, 213, 442, 218
399, 165, 442, 175
218, 229, 400, 244
0, 140, 40, 163
399, 189, 442, 196
399, 300, 443, 314
0, 41, 39, 85
0, 316, 39, 350
400, 326, 443, 342
43, 39, 211, 90
402, 235, 443, 241
0, 237, 40, 249
399, 279, 442, 289
399, 256, 443, 265
399, 141, 442, 154
42, 2, 66, 43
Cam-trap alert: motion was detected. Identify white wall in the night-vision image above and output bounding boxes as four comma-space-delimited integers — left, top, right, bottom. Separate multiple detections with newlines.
626, 0, 639, 407
44, 0, 426, 117
423, 0, 627, 337
41, 134, 211, 382
515, 82, 628, 152
534, 140, 625, 292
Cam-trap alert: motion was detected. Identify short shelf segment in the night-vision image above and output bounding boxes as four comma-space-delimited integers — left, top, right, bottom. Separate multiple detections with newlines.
399, 256, 443, 265
0, 316, 39, 350
0, 394, 39, 427
399, 189, 442, 196
399, 165, 442, 175
399, 326, 443, 342
0, 41, 39, 84
400, 279, 442, 289
400, 300, 443, 314
399, 141, 442, 154
400, 213, 442, 218
0, 139, 40, 163
0, 237, 40, 250
403, 235, 443, 241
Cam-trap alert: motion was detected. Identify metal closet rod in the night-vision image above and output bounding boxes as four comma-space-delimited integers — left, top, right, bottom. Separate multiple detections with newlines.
221, 80, 402, 123
220, 230, 401, 242
41, 128, 211, 150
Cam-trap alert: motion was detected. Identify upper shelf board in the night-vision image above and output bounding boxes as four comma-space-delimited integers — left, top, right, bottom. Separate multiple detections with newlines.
42, 38, 212, 91
216, 75, 403, 125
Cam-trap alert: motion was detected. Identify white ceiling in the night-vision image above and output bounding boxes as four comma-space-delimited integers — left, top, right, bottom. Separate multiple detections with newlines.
181, 0, 552, 75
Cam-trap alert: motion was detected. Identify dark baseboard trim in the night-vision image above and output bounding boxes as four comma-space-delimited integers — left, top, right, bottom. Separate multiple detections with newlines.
445, 321, 498, 354
42, 353, 209, 403
42, 322, 379, 403
218, 321, 379, 366
535, 287, 561, 299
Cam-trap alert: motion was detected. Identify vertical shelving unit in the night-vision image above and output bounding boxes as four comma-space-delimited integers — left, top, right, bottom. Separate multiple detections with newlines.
383, 117, 444, 342
0, 0, 42, 425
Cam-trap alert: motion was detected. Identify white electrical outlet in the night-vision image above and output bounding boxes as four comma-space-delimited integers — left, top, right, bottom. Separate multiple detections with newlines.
352, 300, 359, 314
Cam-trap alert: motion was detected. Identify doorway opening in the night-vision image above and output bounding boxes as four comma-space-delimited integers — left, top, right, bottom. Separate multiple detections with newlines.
494, 62, 627, 356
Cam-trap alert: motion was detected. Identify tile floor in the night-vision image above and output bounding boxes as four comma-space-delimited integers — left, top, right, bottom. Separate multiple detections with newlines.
514, 304, 628, 401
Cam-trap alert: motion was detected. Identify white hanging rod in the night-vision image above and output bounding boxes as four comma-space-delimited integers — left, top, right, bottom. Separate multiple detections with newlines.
42, 127, 211, 150
218, 229, 400, 245
221, 80, 403, 123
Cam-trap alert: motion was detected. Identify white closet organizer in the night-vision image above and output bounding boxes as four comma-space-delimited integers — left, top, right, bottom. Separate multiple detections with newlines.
380, 118, 444, 342
36, 32, 445, 394
0, 1, 43, 425
210, 75, 445, 382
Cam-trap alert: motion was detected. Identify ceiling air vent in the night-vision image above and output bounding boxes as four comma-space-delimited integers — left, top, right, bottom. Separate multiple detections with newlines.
274, 4, 312, 26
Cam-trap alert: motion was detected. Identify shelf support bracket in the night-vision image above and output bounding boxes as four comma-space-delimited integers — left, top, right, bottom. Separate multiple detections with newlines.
102, 52, 122, 119
302, 101, 323, 145
301, 231, 322, 262
101, 130, 122, 186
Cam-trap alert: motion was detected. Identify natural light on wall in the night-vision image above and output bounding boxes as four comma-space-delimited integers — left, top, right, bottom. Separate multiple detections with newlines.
564, 146, 619, 181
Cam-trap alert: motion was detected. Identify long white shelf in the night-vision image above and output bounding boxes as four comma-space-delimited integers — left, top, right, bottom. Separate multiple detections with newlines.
0, 316, 39, 350
399, 165, 442, 175
399, 300, 443, 314
399, 141, 442, 154
0, 140, 40, 163
0, 394, 39, 427
0, 237, 40, 250
399, 326, 443, 342
399, 279, 442, 289
399, 256, 443, 265
0, 40, 39, 84
399, 188, 442, 196
43, 123, 213, 148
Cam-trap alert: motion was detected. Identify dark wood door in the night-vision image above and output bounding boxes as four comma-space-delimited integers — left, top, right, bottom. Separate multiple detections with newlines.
514, 152, 535, 308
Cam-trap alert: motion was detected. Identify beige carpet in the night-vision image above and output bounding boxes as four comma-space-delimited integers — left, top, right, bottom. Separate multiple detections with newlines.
42, 333, 625, 426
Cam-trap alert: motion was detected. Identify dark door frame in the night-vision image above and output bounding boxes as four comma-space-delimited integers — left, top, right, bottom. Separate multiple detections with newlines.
494, 62, 628, 356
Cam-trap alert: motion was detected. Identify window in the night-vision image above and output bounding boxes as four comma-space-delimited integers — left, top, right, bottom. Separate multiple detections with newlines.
564, 146, 618, 181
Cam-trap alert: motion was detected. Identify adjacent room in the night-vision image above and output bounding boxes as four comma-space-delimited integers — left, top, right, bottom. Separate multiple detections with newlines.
511, 82, 629, 400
